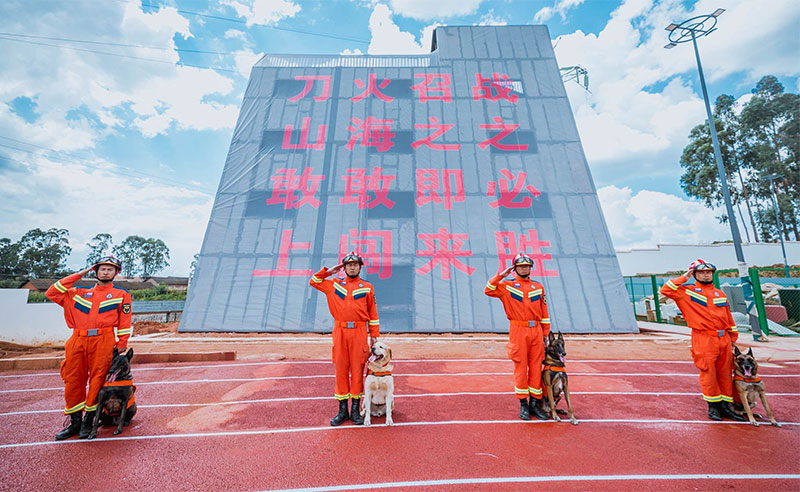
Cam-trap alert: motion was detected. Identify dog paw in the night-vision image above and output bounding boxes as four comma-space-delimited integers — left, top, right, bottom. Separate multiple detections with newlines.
771, 421, 781, 428
363, 419, 371, 427
749, 420, 759, 427
570, 418, 578, 425
553, 415, 561, 422
114, 429, 123, 435
87, 432, 96, 440
386, 419, 393, 426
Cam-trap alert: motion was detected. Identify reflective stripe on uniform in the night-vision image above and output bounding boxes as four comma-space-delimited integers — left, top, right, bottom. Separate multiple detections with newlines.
54, 281, 67, 293
65, 402, 85, 414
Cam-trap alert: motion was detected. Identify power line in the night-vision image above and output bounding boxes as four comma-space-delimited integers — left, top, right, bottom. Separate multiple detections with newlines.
0, 137, 215, 194
0, 35, 240, 73
0, 32, 241, 56
128, 0, 370, 44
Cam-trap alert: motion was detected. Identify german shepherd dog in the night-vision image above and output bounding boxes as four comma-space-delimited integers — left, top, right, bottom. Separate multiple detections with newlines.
541, 331, 578, 425
731, 346, 780, 427
88, 348, 137, 439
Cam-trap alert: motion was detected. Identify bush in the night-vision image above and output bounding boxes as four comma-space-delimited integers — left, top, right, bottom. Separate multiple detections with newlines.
27, 291, 50, 303
130, 284, 186, 301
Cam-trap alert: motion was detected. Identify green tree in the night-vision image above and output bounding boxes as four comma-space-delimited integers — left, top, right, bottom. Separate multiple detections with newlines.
86, 233, 113, 270
0, 238, 23, 281
140, 238, 170, 278
112, 235, 145, 277
16, 228, 72, 277
739, 75, 800, 240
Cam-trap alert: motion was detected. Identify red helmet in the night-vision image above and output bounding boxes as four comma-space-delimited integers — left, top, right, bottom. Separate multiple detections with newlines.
513, 253, 534, 267
341, 251, 363, 265
93, 255, 122, 272
689, 259, 716, 272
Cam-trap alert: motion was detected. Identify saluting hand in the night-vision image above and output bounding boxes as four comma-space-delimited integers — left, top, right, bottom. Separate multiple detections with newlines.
329, 263, 344, 274
79, 267, 93, 277
499, 265, 515, 277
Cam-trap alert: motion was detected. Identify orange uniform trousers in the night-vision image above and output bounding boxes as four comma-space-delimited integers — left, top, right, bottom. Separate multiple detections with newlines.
507, 321, 545, 400
60, 329, 116, 414
332, 321, 369, 400
691, 329, 734, 403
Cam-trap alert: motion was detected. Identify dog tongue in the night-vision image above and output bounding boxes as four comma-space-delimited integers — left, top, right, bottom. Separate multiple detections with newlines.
107, 371, 118, 383
559, 355, 566, 364
368, 355, 377, 363
744, 369, 753, 378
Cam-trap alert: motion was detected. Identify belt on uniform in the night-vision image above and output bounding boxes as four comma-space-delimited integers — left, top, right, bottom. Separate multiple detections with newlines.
74, 328, 111, 337
337, 321, 365, 329
692, 328, 727, 337
510, 320, 537, 328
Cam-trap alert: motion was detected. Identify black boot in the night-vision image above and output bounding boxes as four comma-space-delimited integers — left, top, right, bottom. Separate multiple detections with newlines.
55, 412, 82, 440
330, 399, 349, 426
78, 410, 96, 439
718, 402, 746, 421
529, 397, 549, 420
350, 398, 364, 425
518, 398, 531, 420
707, 402, 722, 421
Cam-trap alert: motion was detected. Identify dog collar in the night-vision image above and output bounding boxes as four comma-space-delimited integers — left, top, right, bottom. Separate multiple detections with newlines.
104, 379, 134, 387
734, 374, 761, 383
368, 369, 392, 377
543, 365, 566, 372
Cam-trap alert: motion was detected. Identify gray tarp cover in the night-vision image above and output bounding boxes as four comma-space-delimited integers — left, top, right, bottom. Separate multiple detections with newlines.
180, 25, 638, 334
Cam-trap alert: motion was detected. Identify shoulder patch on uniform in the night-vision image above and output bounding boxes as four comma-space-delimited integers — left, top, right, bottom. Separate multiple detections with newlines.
122, 304, 131, 314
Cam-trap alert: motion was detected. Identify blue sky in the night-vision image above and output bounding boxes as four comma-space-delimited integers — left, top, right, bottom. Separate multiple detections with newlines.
1, 0, 798, 275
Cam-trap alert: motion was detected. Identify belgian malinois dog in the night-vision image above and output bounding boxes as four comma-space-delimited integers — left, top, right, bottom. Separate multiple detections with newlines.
88, 348, 137, 439
731, 346, 780, 427
541, 331, 578, 425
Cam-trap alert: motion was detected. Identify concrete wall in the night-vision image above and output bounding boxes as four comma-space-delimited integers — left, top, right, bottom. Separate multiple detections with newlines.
0, 289, 70, 346
616, 242, 799, 276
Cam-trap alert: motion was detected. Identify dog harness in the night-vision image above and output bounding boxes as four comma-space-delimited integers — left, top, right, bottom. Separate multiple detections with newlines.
542, 365, 566, 372
734, 374, 761, 383
102, 379, 137, 409
367, 369, 392, 377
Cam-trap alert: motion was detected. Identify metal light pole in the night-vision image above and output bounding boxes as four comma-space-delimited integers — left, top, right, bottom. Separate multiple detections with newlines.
763, 174, 791, 277
665, 9, 766, 340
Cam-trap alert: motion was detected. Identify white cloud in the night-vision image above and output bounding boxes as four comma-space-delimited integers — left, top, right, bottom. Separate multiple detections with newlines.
232, 49, 265, 79
340, 48, 364, 55
476, 10, 507, 26
388, 0, 484, 20
224, 29, 247, 40
534, 0, 586, 23
598, 185, 730, 249
222, 0, 300, 26
367, 4, 439, 54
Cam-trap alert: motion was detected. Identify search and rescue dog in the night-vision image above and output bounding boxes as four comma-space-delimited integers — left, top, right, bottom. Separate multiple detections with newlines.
541, 331, 578, 425
361, 340, 394, 426
730, 346, 780, 427
88, 347, 137, 439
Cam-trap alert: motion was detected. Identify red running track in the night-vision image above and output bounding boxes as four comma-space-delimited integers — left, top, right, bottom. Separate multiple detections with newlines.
0, 358, 798, 491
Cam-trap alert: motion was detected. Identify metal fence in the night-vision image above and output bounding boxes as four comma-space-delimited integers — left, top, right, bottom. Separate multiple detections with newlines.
624, 268, 800, 337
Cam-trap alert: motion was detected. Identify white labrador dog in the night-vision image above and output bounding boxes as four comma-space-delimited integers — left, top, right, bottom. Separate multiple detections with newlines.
361, 340, 394, 426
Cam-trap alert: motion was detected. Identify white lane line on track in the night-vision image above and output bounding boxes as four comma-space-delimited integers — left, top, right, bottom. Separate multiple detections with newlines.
1, 419, 797, 449
3, 391, 799, 416
260, 474, 800, 491
3, 372, 799, 394
0, 359, 711, 379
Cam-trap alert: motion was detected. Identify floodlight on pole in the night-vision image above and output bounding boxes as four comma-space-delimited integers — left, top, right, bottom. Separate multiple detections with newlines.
763, 173, 791, 278
664, 9, 766, 341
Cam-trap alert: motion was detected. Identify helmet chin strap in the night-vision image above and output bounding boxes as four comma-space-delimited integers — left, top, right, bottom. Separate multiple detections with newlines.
696, 279, 714, 285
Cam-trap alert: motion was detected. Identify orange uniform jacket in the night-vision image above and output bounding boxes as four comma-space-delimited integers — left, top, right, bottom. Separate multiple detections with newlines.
659, 275, 737, 341
484, 274, 551, 335
660, 275, 738, 403
46, 272, 133, 348
309, 268, 380, 338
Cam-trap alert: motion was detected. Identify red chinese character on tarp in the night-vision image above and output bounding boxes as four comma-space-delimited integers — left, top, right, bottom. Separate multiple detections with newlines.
351, 74, 394, 103
265, 168, 325, 209
416, 169, 465, 210
472, 72, 518, 103
253, 229, 313, 277
495, 230, 559, 277
288, 75, 332, 102
411, 117, 461, 151
341, 168, 396, 209
478, 117, 528, 151
486, 169, 541, 208
339, 229, 393, 279
416, 228, 476, 280
346, 117, 395, 152
410, 73, 452, 103
282, 117, 326, 150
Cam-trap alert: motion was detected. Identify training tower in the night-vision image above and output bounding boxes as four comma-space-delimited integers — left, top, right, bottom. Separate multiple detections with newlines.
180, 25, 637, 334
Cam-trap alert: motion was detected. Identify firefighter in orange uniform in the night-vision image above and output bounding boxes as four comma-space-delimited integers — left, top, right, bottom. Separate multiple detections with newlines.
485, 253, 550, 420
309, 251, 380, 426
46, 256, 133, 440
660, 259, 745, 421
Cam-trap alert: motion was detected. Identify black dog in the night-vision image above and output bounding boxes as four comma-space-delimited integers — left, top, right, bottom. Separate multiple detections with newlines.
88, 348, 137, 439
541, 331, 578, 425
